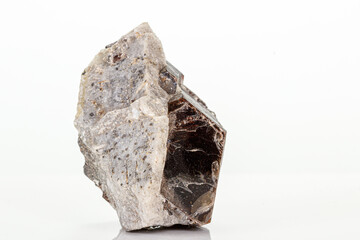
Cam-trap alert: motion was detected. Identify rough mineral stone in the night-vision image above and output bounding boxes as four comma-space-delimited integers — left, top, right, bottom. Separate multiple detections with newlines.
74, 22, 226, 231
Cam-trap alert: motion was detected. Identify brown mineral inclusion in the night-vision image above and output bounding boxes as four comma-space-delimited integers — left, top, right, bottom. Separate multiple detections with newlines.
160, 62, 226, 225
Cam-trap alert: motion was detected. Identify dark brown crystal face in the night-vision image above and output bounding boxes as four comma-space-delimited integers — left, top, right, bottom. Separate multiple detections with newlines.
160, 63, 226, 225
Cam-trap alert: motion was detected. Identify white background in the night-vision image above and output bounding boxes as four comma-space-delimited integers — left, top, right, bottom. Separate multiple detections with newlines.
0, 0, 359, 239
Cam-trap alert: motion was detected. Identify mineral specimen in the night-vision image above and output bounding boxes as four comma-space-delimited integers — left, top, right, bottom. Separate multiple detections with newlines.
74, 23, 226, 231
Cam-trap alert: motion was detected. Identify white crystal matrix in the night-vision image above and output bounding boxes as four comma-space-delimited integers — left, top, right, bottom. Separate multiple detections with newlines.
74, 23, 192, 230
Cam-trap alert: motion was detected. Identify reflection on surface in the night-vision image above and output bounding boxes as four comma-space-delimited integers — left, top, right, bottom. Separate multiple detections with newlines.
113, 226, 211, 240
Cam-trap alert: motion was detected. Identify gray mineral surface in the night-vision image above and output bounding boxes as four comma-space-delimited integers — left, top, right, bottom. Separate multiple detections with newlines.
75, 22, 226, 231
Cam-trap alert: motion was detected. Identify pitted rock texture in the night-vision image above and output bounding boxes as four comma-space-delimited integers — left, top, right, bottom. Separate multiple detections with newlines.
75, 23, 226, 231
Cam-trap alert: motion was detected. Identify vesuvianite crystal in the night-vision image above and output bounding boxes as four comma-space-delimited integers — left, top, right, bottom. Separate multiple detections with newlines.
74, 23, 226, 231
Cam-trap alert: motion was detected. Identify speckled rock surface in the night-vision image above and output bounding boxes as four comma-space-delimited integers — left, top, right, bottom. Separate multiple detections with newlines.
74, 23, 226, 231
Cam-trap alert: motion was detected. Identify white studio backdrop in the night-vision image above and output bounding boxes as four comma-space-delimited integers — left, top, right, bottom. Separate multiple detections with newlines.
0, 0, 359, 239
